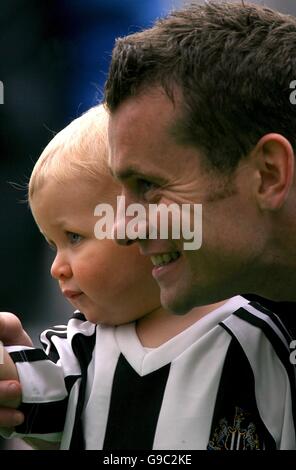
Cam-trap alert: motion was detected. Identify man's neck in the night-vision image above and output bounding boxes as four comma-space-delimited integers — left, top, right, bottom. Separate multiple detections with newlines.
136, 300, 227, 348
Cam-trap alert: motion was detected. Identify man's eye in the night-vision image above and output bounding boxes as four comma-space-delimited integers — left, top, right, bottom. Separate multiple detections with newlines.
66, 232, 83, 245
138, 179, 157, 193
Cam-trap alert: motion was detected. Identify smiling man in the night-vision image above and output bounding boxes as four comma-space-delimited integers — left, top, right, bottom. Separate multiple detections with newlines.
105, 1, 296, 313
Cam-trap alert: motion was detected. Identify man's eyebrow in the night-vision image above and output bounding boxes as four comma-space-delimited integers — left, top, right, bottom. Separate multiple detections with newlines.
108, 166, 136, 180
108, 165, 156, 182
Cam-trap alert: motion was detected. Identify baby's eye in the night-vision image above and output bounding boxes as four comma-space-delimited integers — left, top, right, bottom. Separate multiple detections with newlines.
66, 232, 83, 245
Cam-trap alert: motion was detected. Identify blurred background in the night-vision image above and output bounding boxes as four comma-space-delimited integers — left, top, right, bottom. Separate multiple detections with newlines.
0, 0, 184, 343
0, 0, 295, 450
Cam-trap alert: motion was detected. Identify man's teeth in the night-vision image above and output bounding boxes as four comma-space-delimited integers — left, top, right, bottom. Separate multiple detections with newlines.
151, 252, 180, 267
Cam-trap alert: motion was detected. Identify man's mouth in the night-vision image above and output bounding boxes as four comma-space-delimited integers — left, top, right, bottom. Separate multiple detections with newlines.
150, 252, 181, 267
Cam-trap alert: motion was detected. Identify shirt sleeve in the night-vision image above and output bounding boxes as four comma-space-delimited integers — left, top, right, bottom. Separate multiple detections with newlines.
1, 323, 82, 441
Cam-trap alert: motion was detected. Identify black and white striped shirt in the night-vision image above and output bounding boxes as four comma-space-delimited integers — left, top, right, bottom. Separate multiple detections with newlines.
6, 296, 296, 449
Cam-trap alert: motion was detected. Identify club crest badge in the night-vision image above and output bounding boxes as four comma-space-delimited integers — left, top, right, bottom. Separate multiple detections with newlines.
207, 406, 262, 450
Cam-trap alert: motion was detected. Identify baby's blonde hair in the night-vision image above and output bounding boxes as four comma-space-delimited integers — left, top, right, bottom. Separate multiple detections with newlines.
29, 104, 111, 204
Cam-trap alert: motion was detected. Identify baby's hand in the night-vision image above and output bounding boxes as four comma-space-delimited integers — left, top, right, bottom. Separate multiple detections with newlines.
0, 381, 23, 427
0, 312, 33, 347
0, 311, 32, 428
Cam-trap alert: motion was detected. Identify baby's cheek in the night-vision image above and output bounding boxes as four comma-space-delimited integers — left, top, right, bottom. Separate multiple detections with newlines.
80, 261, 111, 289
74, 262, 97, 285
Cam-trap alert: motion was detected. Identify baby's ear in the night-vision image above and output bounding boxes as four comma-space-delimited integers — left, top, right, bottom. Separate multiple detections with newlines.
252, 134, 295, 210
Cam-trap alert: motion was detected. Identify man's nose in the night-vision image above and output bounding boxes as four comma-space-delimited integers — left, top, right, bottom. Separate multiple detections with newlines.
112, 194, 149, 246
113, 214, 137, 246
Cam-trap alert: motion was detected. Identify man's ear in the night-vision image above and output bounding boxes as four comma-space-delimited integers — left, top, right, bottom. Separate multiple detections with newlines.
252, 133, 295, 210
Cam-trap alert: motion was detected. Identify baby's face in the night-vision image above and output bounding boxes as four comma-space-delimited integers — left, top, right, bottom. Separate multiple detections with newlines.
31, 176, 161, 325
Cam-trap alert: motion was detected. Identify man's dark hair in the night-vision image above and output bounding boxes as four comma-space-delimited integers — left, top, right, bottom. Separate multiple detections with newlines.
105, 1, 296, 172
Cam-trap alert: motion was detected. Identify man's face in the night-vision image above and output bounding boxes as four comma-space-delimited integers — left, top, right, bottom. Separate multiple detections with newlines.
109, 87, 265, 313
